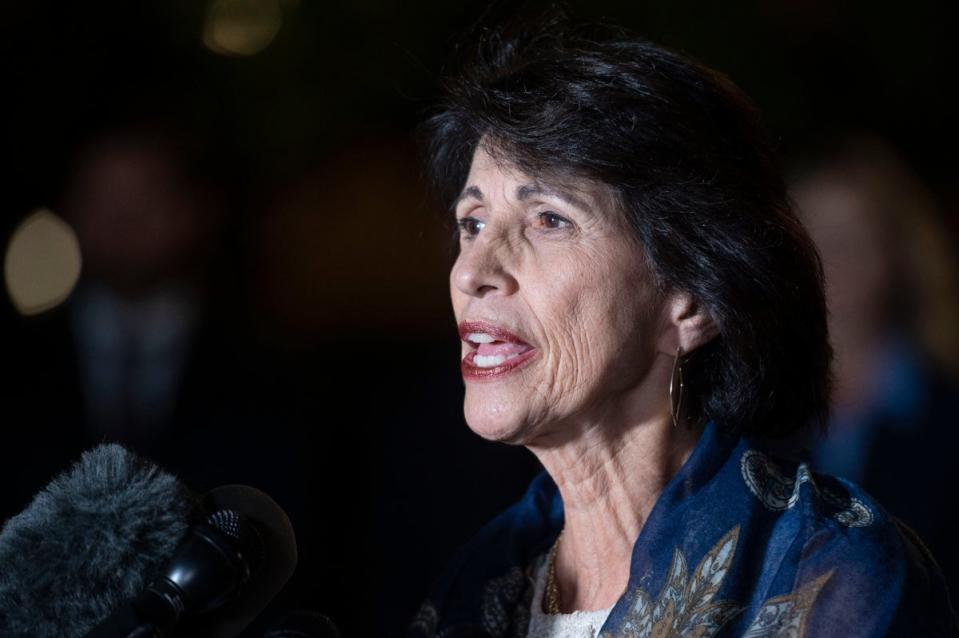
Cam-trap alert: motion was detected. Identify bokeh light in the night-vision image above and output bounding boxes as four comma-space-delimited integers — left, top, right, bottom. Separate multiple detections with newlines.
203, 0, 283, 57
4, 209, 82, 316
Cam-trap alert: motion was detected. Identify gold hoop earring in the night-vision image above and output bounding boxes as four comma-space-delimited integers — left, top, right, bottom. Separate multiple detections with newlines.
669, 346, 685, 428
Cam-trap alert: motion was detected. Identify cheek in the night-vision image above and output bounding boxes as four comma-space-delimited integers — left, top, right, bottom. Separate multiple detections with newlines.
532, 251, 650, 400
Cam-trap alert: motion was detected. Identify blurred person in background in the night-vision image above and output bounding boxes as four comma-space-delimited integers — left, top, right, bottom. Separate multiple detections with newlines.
0, 123, 310, 569
63, 125, 222, 448
793, 133, 959, 600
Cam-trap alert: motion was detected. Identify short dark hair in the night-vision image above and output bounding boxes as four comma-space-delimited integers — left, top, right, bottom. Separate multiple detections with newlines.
422, 14, 831, 437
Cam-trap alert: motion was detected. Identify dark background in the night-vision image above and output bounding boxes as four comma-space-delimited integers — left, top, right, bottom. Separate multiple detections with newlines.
1, 2, 957, 636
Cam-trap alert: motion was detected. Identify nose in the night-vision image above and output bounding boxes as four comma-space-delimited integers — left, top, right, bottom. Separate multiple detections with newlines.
451, 236, 519, 298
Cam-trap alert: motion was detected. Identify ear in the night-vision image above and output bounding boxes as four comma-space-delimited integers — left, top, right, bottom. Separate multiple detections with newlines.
657, 291, 719, 355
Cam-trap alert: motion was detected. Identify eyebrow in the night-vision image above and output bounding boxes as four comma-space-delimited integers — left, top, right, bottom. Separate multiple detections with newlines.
452, 182, 591, 212
453, 185, 484, 209
516, 183, 591, 212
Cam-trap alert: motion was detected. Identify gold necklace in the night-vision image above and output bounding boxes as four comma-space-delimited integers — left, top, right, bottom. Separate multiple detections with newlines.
543, 531, 563, 614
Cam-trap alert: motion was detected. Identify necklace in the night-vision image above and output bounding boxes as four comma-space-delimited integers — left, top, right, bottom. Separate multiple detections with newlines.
543, 531, 563, 614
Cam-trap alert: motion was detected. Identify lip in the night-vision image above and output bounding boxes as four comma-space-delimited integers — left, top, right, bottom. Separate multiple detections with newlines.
457, 320, 538, 381
457, 321, 532, 345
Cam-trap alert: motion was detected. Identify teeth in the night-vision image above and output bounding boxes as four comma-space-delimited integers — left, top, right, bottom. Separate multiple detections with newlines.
467, 332, 496, 344
473, 351, 528, 368
474, 354, 506, 368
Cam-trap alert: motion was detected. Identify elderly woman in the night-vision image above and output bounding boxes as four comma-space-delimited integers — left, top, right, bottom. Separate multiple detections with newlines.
408, 17, 956, 638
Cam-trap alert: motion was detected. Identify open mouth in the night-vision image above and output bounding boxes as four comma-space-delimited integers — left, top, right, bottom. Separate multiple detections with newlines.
458, 321, 537, 378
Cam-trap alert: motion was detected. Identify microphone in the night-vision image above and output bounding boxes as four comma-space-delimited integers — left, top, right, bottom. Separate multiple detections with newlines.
195, 485, 298, 637
88, 484, 297, 637
0, 444, 194, 636
0, 445, 297, 637
128, 508, 267, 632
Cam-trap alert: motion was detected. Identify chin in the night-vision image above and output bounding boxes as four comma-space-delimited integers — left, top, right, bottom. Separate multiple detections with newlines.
463, 395, 532, 445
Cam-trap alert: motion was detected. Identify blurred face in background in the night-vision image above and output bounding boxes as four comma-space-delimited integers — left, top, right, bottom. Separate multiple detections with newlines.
795, 175, 894, 350
792, 153, 912, 409
450, 145, 668, 445
65, 134, 218, 296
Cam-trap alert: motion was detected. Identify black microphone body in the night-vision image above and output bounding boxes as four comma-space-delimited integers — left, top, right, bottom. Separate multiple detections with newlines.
87, 510, 262, 638
137, 511, 261, 628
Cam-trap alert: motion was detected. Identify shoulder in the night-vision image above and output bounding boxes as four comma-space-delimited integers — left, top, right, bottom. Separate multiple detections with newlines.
738, 447, 957, 636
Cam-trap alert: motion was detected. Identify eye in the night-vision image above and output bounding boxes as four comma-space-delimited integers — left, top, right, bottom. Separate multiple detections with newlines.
456, 216, 485, 239
535, 211, 572, 231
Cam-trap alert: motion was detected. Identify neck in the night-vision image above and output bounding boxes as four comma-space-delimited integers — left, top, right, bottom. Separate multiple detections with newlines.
526, 364, 703, 612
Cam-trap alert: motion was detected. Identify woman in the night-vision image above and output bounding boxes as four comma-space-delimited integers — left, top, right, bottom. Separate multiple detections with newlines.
409, 16, 957, 638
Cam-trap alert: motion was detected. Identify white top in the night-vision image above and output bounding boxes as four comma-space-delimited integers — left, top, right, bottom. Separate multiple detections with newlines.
526, 556, 613, 638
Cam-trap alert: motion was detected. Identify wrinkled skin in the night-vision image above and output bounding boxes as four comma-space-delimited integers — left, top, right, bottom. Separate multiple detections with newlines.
451, 145, 674, 446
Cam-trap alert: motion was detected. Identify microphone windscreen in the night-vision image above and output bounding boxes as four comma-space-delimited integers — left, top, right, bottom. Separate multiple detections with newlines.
0, 444, 195, 637
179, 484, 298, 638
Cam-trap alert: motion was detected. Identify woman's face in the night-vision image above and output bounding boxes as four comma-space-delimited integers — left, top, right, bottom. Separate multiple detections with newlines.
451, 145, 668, 444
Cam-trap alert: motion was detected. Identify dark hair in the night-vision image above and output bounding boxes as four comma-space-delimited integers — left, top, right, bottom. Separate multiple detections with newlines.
422, 12, 831, 437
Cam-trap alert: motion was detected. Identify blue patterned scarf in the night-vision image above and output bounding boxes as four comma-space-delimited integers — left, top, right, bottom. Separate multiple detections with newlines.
409, 422, 957, 637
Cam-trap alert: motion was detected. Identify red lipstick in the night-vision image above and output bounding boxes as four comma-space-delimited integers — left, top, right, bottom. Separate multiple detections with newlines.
458, 321, 538, 381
